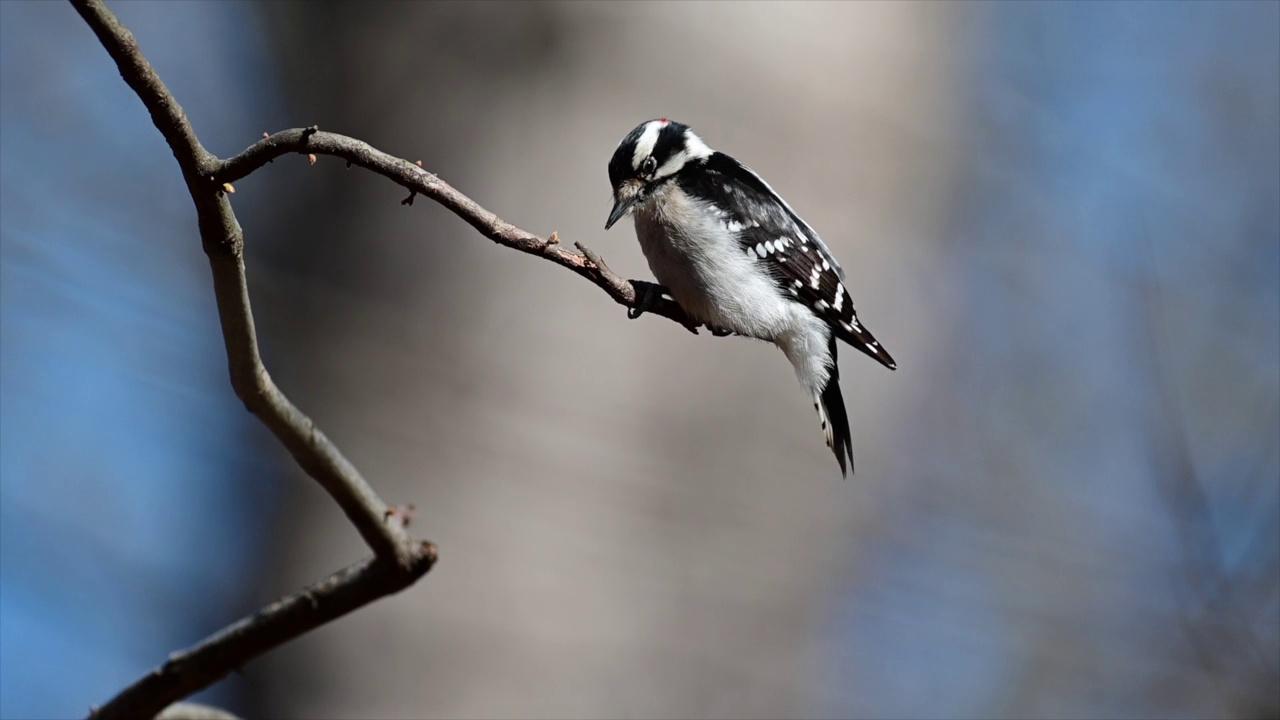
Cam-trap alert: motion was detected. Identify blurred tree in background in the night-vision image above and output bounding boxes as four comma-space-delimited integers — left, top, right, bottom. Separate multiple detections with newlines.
1, 1, 1275, 718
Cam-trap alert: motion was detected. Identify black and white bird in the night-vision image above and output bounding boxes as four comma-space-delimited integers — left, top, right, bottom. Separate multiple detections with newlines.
605, 119, 896, 476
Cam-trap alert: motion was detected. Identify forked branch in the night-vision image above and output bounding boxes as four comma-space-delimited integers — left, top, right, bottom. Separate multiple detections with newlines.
70, 0, 709, 716
71, 0, 433, 717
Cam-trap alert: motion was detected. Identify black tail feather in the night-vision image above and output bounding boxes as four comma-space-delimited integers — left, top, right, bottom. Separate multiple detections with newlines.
819, 338, 855, 477
833, 315, 897, 371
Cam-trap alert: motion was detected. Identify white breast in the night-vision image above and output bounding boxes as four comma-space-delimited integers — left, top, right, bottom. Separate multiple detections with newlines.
631, 183, 831, 393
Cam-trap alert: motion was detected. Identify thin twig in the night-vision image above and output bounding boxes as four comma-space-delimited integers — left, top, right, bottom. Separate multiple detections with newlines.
69, 0, 213, 180
216, 128, 703, 333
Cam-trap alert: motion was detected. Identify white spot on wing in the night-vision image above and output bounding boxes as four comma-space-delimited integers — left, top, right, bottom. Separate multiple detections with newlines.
814, 299, 829, 311
810, 268, 821, 289
833, 285, 844, 312
755, 243, 768, 259
735, 161, 846, 280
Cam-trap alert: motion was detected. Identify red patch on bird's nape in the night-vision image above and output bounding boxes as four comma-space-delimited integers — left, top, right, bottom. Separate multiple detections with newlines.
659, 118, 669, 125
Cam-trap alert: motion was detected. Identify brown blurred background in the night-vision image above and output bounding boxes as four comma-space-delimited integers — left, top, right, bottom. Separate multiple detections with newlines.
2, 2, 1276, 718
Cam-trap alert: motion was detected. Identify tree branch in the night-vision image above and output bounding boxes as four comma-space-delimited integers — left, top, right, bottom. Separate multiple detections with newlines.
90, 554, 436, 720
71, 0, 416, 565
71, 0, 717, 713
216, 127, 704, 334
70, 0, 438, 716
70, 0, 213, 181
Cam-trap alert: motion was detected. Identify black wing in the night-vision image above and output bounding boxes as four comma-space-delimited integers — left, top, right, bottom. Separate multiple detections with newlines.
678, 153, 897, 370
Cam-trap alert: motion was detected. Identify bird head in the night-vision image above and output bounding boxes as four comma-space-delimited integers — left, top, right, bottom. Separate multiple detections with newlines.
605, 118, 712, 229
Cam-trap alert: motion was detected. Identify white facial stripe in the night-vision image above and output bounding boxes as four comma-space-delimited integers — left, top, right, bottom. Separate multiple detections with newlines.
631, 121, 664, 170
683, 129, 712, 160
653, 129, 714, 180
653, 153, 688, 179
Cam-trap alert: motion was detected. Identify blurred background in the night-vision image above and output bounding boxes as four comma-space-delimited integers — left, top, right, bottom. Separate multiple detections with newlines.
2, 1, 1277, 718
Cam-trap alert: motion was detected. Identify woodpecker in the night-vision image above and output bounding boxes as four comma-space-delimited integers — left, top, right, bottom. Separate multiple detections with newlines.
605, 119, 896, 476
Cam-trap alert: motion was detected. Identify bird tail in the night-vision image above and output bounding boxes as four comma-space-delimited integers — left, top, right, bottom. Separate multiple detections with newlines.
814, 337, 854, 477
833, 315, 897, 371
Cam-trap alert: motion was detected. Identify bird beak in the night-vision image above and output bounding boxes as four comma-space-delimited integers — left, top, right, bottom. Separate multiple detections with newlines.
605, 182, 642, 230
605, 197, 635, 230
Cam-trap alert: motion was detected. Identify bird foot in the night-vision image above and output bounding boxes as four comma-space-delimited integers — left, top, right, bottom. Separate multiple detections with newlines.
628, 281, 669, 320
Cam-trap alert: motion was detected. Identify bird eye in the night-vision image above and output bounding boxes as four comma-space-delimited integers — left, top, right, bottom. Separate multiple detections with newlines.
641, 156, 657, 176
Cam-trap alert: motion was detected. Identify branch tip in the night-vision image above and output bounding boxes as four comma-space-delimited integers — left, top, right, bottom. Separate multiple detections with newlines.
307, 153, 317, 166
577, 242, 610, 274
401, 191, 416, 206
221, 183, 235, 195
385, 504, 417, 527
421, 541, 440, 565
